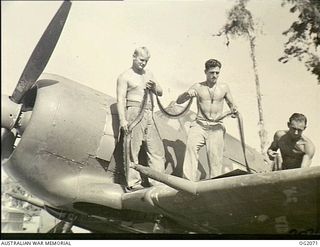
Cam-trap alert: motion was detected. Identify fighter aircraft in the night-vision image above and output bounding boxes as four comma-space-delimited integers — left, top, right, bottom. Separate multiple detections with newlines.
2, 1, 319, 235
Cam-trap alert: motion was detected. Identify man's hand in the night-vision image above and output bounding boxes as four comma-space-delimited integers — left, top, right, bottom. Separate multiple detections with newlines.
230, 105, 238, 118
120, 120, 129, 135
187, 89, 197, 97
146, 80, 156, 92
267, 149, 278, 160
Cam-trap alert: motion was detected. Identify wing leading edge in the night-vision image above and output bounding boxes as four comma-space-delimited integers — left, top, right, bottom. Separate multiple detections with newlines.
122, 165, 320, 234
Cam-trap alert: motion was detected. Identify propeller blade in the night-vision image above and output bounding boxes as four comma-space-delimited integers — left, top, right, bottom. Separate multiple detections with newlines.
1, 128, 15, 160
11, 1, 72, 103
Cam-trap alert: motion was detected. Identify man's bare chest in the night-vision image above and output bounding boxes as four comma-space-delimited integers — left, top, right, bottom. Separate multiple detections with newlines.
127, 75, 147, 89
197, 86, 225, 102
278, 138, 305, 156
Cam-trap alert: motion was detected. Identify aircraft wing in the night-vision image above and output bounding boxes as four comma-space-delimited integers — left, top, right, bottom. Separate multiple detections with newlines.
122, 166, 320, 234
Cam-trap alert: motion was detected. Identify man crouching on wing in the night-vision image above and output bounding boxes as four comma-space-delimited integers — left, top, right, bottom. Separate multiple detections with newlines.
267, 113, 315, 170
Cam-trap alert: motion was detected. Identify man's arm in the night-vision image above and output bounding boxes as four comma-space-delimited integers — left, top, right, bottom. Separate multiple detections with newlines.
224, 84, 237, 114
176, 85, 197, 104
116, 74, 128, 132
300, 140, 315, 168
267, 131, 281, 161
155, 84, 163, 96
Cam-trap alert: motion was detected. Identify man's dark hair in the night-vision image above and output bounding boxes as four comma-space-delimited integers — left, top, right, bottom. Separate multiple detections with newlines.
205, 59, 222, 71
289, 113, 307, 125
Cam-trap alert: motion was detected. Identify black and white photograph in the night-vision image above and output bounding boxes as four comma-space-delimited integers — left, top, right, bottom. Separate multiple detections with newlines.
1, 0, 319, 240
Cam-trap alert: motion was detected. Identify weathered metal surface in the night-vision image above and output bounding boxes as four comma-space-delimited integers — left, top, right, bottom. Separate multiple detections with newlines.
133, 164, 197, 195
3, 74, 115, 207
6, 192, 45, 209
124, 165, 320, 234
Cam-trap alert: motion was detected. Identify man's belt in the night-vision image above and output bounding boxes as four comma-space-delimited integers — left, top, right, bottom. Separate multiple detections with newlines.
126, 100, 153, 110
195, 118, 223, 128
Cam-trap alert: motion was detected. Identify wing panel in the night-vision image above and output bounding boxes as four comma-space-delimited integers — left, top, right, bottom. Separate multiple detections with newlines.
146, 167, 320, 234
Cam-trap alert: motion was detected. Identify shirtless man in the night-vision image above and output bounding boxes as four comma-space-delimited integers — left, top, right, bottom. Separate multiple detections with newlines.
117, 47, 165, 189
176, 59, 237, 181
267, 113, 315, 170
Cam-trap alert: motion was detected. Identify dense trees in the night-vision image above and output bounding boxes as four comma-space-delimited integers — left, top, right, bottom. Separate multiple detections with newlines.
279, 0, 320, 83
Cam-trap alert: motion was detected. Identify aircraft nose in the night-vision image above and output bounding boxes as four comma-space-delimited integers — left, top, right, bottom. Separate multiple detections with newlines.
1, 94, 22, 160
1, 94, 33, 160
1, 94, 22, 130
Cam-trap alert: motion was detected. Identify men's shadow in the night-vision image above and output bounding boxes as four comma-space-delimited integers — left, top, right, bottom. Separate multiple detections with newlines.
110, 103, 120, 146
108, 103, 206, 182
110, 135, 189, 184
162, 139, 186, 178
162, 139, 207, 179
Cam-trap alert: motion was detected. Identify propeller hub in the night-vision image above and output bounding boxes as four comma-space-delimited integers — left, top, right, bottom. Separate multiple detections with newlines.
1, 95, 22, 130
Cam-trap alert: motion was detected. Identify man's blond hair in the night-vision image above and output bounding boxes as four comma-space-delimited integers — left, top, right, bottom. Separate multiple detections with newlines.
133, 47, 151, 58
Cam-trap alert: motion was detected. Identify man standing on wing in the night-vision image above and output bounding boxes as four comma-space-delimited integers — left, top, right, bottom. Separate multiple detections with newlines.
117, 47, 165, 190
176, 59, 237, 181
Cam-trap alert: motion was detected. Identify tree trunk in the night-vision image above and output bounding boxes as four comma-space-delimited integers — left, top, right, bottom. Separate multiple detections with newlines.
249, 34, 268, 155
